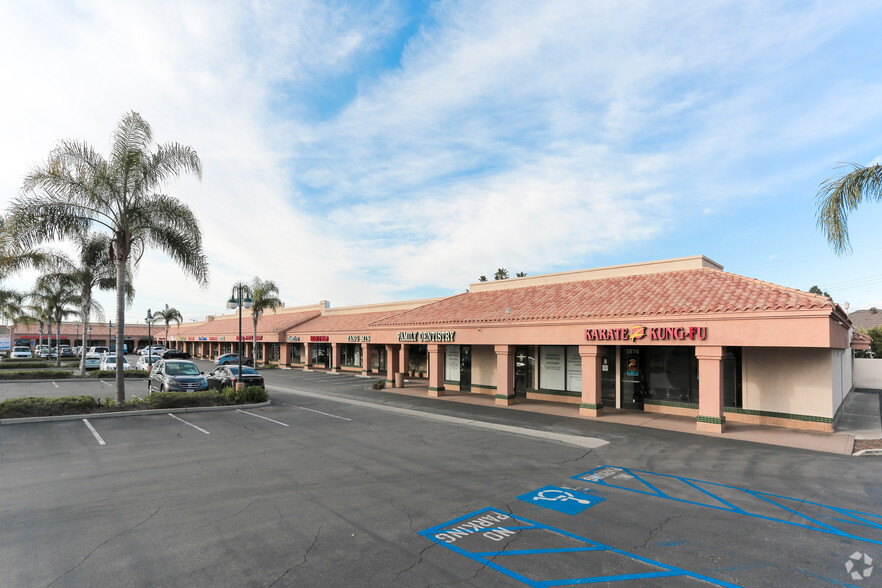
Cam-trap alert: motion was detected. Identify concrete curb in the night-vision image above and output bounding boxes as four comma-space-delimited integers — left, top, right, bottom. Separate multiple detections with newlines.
852, 449, 882, 457
0, 401, 272, 425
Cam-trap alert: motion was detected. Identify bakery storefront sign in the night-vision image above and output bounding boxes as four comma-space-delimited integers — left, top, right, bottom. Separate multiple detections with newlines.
585, 325, 707, 342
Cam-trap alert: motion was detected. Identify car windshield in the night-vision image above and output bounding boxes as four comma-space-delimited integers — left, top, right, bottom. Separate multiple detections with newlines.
166, 363, 200, 376
230, 367, 258, 375
14, 347, 28, 352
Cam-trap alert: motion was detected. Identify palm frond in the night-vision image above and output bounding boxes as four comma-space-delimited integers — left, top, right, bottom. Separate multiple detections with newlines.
816, 162, 882, 255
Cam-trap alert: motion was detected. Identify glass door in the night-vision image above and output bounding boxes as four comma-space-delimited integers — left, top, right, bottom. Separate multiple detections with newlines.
621, 347, 644, 410
460, 345, 472, 392
514, 346, 534, 397
601, 346, 617, 407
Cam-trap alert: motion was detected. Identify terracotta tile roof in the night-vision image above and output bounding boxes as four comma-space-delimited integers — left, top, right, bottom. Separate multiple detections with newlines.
8, 322, 149, 336
290, 310, 408, 333
372, 268, 836, 327
170, 310, 321, 337
849, 309, 882, 331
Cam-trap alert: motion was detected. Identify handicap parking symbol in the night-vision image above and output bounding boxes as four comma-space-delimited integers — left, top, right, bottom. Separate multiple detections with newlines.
517, 485, 605, 515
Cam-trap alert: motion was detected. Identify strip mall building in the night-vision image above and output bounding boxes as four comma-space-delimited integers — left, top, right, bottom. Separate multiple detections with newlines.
166, 256, 865, 434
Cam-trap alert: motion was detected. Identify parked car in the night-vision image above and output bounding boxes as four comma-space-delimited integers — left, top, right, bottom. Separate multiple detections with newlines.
59, 345, 74, 358
141, 346, 165, 355
10, 346, 32, 359
136, 354, 163, 370
161, 349, 191, 360
215, 353, 253, 366
83, 353, 102, 370
147, 360, 208, 393
36, 345, 58, 359
206, 365, 265, 390
100, 354, 132, 371
88, 346, 110, 356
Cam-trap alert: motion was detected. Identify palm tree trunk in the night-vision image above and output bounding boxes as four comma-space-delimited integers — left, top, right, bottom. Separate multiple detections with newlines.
55, 319, 62, 367
79, 297, 90, 376
253, 314, 258, 366
115, 258, 126, 403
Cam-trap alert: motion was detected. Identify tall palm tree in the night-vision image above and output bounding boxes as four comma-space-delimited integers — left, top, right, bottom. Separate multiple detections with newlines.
155, 304, 183, 349
30, 276, 79, 366
478, 275, 488, 282
249, 277, 282, 364
816, 162, 882, 254
494, 268, 509, 280
43, 234, 127, 375
8, 111, 209, 402
0, 288, 24, 353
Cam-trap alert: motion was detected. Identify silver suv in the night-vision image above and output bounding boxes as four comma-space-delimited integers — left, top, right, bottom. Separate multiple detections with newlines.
147, 360, 208, 393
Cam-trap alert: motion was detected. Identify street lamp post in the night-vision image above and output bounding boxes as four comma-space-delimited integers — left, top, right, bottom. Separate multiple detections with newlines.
227, 282, 253, 389
145, 309, 154, 368
108, 321, 113, 351
87, 327, 92, 350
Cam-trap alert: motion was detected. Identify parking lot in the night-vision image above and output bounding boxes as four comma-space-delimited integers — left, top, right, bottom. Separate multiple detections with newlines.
2, 368, 882, 586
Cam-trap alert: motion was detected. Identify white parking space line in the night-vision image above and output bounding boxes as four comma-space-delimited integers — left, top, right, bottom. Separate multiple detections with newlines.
236, 409, 289, 427
100, 380, 112, 387
168, 413, 211, 434
52, 381, 59, 388
291, 405, 351, 421
82, 419, 106, 445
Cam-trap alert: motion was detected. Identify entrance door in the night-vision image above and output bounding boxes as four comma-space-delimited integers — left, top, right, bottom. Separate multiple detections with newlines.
514, 346, 534, 397
460, 345, 472, 392
601, 346, 617, 407
621, 347, 644, 410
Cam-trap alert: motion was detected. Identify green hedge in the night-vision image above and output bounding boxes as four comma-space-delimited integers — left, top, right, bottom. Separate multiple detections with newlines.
0, 386, 269, 418
89, 369, 150, 378
0, 360, 82, 370
0, 370, 76, 380
0, 396, 98, 418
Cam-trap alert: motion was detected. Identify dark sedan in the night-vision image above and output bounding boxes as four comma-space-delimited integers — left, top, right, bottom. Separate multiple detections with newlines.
161, 349, 192, 360
206, 365, 265, 390
215, 353, 253, 366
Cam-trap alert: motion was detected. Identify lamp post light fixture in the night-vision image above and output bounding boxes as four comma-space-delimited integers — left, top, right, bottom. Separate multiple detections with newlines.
145, 309, 155, 367
227, 282, 253, 388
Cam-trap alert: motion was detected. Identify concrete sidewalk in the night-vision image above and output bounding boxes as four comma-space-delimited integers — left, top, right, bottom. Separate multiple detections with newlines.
387, 383, 881, 456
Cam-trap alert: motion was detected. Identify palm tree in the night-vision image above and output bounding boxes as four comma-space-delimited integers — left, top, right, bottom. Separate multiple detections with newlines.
30, 276, 79, 366
494, 268, 509, 280
516, 272, 527, 277
43, 234, 126, 375
155, 304, 183, 350
0, 288, 24, 353
249, 277, 283, 365
816, 162, 882, 254
8, 111, 209, 402
478, 275, 488, 282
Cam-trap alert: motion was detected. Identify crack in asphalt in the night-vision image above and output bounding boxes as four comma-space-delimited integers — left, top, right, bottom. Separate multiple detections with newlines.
47, 499, 168, 587
267, 523, 323, 587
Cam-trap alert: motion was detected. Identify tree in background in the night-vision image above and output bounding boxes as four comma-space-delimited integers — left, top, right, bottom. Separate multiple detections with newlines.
808, 285, 831, 298
155, 304, 183, 349
856, 326, 882, 359
494, 268, 509, 280
8, 111, 209, 402
816, 162, 882, 254
249, 277, 283, 364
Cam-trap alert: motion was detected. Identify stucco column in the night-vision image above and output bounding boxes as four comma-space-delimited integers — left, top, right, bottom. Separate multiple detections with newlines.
579, 345, 604, 417
399, 344, 410, 376
280, 343, 290, 366
696, 346, 726, 433
331, 342, 341, 373
495, 345, 516, 406
386, 344, 401, 386
361, 343, 372, 375
427, 343, 446, 397
304, 341, 313, 370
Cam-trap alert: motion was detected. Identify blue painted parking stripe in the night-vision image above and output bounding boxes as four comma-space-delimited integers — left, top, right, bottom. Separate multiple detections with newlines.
574, 466, 882, 546
420, 507, 740, 587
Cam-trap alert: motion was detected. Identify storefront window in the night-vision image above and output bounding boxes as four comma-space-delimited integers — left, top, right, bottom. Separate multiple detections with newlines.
723, 348, 742, 407
539, 346, 566, 390
645, 346, 697, 403
409, 344, 427, 374
269, 343, 280, 362
289, 343, 302, 364
372, 346, 386, 371
341, 343, 361, 367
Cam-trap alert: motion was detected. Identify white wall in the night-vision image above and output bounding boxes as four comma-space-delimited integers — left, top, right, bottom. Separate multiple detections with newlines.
743, 347, 832, 418
855, 358, 882, 389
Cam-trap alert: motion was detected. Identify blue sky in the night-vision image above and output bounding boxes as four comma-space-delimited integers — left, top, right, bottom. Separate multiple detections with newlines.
2, 0, 882, 324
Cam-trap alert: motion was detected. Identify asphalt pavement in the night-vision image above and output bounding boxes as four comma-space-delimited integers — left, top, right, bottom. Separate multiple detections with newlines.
2, 366, 882, 586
